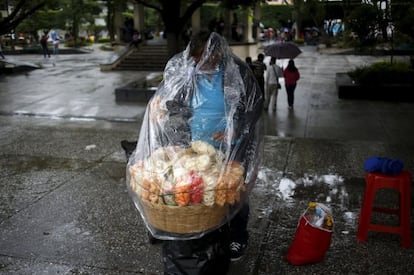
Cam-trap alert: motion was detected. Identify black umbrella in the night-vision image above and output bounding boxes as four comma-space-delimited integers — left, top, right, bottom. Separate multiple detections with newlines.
263, 42, 302, 59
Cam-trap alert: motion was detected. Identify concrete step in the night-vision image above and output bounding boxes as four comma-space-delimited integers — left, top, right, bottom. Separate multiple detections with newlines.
115, 45, 169, 71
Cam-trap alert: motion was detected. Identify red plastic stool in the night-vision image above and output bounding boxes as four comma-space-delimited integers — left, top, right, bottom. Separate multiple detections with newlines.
357, 171, 412, 248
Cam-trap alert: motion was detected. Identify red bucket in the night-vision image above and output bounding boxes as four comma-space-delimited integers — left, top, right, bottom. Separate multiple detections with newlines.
286, 207, 333, 265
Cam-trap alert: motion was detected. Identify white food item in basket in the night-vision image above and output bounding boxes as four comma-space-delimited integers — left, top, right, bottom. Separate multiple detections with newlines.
149, 146, 185, 163
164, 145, 188, 162
150, 146, 169, 161
176, 149, 214, 172
130, 177, 141, 195
129, 162, 143, 182
181, 155, 198, 171
195, 154, 212, 171
202, 171, 220, 206
146, 158, 170, 174
214, 150, 225, 167
129, 162, 144, 195
132, 140, 248, 207
191, 140, 216, 157
173, 167, 188, 180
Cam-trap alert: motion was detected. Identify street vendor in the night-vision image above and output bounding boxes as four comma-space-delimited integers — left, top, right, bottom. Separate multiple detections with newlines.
127, 31, 264, 273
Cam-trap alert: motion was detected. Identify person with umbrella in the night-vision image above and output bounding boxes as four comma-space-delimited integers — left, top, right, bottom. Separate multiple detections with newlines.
265, 57, 283, 111
262, 42, 301, 109
283, 59, 300, 109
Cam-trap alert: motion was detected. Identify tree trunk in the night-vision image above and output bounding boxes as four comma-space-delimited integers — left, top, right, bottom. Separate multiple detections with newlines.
166, 31, 180, 59
107, 0, 115, 41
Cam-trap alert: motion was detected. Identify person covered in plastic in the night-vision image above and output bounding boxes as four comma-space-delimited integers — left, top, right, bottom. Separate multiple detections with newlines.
127, 31, 263, 273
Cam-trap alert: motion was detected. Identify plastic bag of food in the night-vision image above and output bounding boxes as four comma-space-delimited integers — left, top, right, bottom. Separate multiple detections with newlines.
126, 32, 264, 240
286, 202, 334, 265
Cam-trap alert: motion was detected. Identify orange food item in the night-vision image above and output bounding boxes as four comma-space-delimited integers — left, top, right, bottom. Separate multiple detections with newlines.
174, 183, 191, 206
215, 161, 245, 206
215, 179, 228, 206
141, 178, 161, 203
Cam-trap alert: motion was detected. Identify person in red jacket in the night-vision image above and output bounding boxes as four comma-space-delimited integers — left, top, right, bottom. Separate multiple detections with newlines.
283, 59, 300, 109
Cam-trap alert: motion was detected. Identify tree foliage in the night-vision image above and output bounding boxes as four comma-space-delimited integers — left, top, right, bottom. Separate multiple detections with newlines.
260, 4, 292, 30
342, 0, 414, 45
1, 0, 102, 47
0, 0, 48, 35
391, 0, 414, 42
133, 0, 262, 57
58, 0, 102, 46
14, 1, 67, 41
346, 3, 378, 45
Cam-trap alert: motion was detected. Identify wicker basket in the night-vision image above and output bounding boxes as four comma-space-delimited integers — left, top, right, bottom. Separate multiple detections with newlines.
141, 199, 228, 234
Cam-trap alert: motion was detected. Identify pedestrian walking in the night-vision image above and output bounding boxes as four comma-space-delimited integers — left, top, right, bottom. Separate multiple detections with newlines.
129, 30, 142, 48
50, 30, 60, 56
245, 56, 254, 72
0, 36, 5, 59
265, 57, 283, 111
40, 32, 50, 58
252, 53, 267, 98
53, 38, 60, 55
283, 59, 300, 109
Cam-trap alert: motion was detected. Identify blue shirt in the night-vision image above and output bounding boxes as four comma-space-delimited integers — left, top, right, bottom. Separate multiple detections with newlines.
190, 71, 226, 147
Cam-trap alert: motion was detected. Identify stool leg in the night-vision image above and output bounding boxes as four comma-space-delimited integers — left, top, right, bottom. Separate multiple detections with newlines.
357, 182, 376, 243
400, 172, 412, 248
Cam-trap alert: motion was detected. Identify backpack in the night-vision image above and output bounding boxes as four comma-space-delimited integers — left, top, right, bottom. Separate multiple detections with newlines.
252, 61, 265, 79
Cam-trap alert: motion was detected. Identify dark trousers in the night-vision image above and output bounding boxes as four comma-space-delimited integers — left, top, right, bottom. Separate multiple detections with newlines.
162, 203, 249, 275
285, 84, 297, 107
229, 203, 249, 243
256, 77, 265, 99
162, 228, 230, 275
41, 45, 50, 58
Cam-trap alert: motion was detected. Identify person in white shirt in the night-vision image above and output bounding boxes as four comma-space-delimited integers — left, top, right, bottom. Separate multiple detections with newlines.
265, 57, 283, 111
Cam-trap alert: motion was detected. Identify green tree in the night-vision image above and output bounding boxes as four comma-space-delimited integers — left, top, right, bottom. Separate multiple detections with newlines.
346, 3, 378, 46
59, 0, 102, 47
304, 0, 325, 28
392, 0, 414, 42
133, 0, 263, 57
15, 2, 66, 43
302, 0, 326, 43
102, 0, 129, 41
0, 0, 49, 35
290, 0, 305, 39
260, 4, 292, 31
133, 0, 207, 57
1, 0, 101, 46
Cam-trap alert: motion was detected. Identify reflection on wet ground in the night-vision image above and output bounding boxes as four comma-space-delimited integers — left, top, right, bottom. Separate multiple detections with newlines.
256, 166, 361, 227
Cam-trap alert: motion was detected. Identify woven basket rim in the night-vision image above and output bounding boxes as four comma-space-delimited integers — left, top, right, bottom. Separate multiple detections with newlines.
141, 199, 228, 234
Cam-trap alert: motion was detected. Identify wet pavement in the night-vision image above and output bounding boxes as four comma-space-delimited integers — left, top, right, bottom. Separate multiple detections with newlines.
1, 45, 414, 274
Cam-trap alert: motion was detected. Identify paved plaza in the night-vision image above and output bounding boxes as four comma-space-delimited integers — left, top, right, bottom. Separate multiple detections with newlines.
0, 44, 413, 274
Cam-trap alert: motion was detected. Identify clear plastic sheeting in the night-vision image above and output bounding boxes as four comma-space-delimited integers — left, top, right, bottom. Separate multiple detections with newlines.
126, 32, 264, 240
